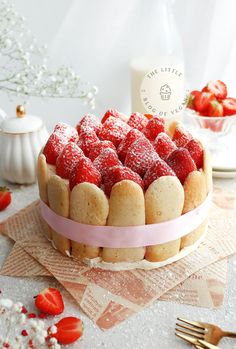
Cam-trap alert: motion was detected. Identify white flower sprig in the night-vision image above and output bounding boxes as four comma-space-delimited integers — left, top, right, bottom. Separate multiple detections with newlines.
0, 298, 60, 349
0, 0, 98, 108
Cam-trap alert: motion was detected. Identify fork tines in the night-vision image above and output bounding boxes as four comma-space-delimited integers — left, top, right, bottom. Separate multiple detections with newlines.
175, 317, 206, 345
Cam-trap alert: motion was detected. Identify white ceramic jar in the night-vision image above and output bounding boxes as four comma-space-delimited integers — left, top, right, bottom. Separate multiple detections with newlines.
0, 105, 49, 184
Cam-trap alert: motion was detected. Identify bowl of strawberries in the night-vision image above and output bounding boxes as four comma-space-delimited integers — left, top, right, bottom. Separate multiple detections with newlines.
186, 80, 236, 134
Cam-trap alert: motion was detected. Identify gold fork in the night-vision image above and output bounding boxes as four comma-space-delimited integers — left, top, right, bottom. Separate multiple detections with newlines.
196, 339, 221, 349
175, 317, 236, 345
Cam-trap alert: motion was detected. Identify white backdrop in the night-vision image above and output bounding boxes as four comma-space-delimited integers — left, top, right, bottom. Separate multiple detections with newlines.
1, 0, 236, 131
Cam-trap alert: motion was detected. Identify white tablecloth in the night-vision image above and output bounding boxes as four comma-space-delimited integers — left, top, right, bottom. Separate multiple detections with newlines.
0, 178, 235, 349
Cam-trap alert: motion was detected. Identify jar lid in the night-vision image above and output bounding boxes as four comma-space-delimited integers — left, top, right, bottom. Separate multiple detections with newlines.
0, 105, 43, 134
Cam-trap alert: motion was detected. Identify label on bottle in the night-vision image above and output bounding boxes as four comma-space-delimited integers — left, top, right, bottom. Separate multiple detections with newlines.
140, 66, 186, 117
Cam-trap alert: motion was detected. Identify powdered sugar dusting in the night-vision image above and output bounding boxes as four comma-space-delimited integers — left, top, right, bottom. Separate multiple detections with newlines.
98, 117, 131, 147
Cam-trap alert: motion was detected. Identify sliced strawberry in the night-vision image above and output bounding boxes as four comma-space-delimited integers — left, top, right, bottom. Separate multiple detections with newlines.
185, 139, 203, 169
207, 100, 223, 116
194, 92, 215, 114
35, 288, 64, 316
143, 116, 165, 141
125, 137, 159, 177
143, 159, 176, 190
93, 148, 121, 175
117, 129, 144, 163
101, 109, 121, 124
153, 132, 177, 160
172, 125, 193, 147
69, 157, 101, 190
127, 112, 148, 131
56, 143, 84, 179
187, 90, 201, 110
54, 123, 78, 142
166, 148, 197, 184
88, 140, 116, 161
103, 165, 144, 197
222, 97, 236, 116
98, 116, 131, 147
43, 133, 68, 165
77, 127, 100, 157
202, 80, 227, 100
0, 187, 11, 211
49, 317, 83, 345
76, 114, 101, 135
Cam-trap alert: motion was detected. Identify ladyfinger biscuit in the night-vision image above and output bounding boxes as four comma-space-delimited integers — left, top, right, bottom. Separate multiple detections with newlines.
203, 149, 212, 192
182, 171, 207, 214
102, 180, 145, 263
47, 175, 70, 256
145, 176, 184, 262
145, 176, 184, 224
37, 154, 55, 240
37, 154, 49, 204
180, 220, 208, 248
181, 170, 208, 248
70, 183, 109, 260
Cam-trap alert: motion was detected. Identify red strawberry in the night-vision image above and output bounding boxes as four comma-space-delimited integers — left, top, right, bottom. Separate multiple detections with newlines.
127, 112, 148, 131
69, 157, 101, 190
207, 100, 223, 116
76, 114, 101, 135
0, 187, 11, 211
117, 129, 144, 163
88, 140, 116, 161
143, 159, 176, 190
143, 116, 165, 141
125, 137, 159, 177
202, 80, 227, 100
98, 116, 131, 147
77, 127, 99, 157
222, 97, 236, 116
43, 133, 68, 165
185, 139, 203, 169
166, 148, 197, 184
35, 288, 64, 316
93, 148, 121, 175
101, 109, 121, 124
194, 92, 215, 114
54, 123, 78, 142
49, 317, 83, 345
56, 143, 84, 179
172, 125, 193, 147
187, 90, 201, 110
103, 165, 143, 196
153, 132, 177, 160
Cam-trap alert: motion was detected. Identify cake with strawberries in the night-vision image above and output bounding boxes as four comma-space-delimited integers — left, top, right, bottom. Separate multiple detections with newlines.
37, 109, 212, 270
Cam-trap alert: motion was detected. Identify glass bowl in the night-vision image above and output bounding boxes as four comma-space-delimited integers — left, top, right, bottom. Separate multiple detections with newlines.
185, 108, 236, 136
185, 108, 236, 169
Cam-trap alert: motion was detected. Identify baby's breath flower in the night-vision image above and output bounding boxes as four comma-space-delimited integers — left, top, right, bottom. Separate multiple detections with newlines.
0, 297, 61, 349
0, 0, 97, 107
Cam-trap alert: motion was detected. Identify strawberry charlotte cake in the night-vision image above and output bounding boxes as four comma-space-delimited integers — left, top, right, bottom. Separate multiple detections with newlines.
37, 110, 212, 270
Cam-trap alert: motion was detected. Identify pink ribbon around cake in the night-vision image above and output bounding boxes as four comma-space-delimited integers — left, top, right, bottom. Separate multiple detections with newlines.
40, 193, 211, 248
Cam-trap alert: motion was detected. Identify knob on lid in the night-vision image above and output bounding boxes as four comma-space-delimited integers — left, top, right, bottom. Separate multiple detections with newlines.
0, 105, 43, 134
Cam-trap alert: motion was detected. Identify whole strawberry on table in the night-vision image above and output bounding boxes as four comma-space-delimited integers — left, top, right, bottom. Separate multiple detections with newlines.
0, 187, 11, 211
187, 80, 236, 132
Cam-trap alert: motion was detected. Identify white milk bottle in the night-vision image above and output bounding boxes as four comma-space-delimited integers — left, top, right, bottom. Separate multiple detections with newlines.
130, 0, 185, 125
